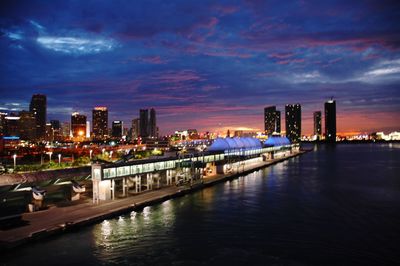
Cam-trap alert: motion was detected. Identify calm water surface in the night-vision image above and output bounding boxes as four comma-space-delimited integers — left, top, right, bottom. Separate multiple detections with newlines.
2, 143, 400, 265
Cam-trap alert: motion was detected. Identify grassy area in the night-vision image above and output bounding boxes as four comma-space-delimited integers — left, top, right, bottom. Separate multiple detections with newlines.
13, 156, 91, 173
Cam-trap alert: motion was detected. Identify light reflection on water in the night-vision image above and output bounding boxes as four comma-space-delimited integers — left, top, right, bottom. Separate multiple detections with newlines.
2, 144, 400, 266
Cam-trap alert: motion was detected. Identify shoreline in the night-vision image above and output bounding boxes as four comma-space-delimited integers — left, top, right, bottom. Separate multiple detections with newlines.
0, 150, 309, 251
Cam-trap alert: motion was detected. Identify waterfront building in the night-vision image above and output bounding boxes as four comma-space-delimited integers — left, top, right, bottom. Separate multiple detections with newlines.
92, 107, 108, 140
313, 111, 322, 140
61, 122, 70, 139
4, 114, 20, 137
112, 121, 123, 139
50, 120, 61, 141
45, 123, 54, 142
264, 106, 281, 135
71, 112, 87, 140
149, 108, 157, 138
285, 104, 301, 143
29, 94, 47, 140
131, 118, 140, 140
325, 99, 336, 143
0, 112, 6, 137
19, 111, 36, 140
139, 109, 149, 138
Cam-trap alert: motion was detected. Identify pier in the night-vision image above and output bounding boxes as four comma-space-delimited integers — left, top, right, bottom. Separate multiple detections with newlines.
0, 149, 307, 250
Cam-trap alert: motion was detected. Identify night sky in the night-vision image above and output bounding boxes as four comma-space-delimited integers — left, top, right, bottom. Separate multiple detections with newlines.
1, 0, 399, 135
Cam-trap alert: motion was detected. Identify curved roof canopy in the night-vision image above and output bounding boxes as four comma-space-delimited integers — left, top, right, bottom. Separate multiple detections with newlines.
208, 137, 262, 151
264, 136, 291, 146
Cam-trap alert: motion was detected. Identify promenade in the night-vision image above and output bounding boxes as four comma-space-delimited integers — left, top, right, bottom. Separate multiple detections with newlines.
0, 151, 306, 250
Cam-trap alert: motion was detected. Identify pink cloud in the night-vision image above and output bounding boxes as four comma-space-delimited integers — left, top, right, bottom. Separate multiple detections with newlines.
276, 58, 305, 65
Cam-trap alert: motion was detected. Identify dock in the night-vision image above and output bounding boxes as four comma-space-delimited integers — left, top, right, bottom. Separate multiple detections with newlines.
0, 150, 308, 250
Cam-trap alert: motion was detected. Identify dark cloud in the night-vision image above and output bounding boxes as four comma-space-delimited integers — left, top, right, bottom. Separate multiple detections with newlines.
0, 0, 399, 134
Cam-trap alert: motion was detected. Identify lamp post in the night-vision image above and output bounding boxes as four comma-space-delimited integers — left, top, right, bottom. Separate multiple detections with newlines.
102, 148, 105, 156
89, 149, 93, 159
109, 150, 113, 159
13, 154, 17, 169
58, 154, 61, 166
49, 151, 53, 163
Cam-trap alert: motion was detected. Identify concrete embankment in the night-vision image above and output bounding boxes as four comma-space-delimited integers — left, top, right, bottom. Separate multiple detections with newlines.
0, 150, 309, 251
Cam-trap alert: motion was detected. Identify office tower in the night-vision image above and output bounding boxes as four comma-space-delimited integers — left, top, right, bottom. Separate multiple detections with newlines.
45, 123, 54, 142
92, 107, 108, 139
264, 106, 281, 135
285, 104, 301, 143
131, 118, 140, 140
0, 112, 6, 136
149, 108, 157, 138
313, 111, 322, 139
275, 110, 281, 134
50, 120, 60, 130
19, 111, 36, 140
71, 112, 87, 138
325, 99, 336, 143
61, 122, 70, 139
139, 109, 149, 138
112, 121, 123, 138
4, 113, 20, 136
29, 94, 46, 140
50, 120, 61, 141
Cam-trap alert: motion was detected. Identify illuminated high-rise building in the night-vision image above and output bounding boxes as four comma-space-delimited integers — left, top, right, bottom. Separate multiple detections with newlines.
325, 99, 336, 143
19, 111, 36, 140
149, 108, 157, 138
71, 112, 86, 139
313, 111, 322, 139
285, 104, 301, 143
264, 106, 281, 135
275, 110, 281, 134
92, 107, 108, 139
4, 113, 20, 136
112, 120, 123, 138
139, 109, 149, 138
29, 94, 46, 140
131, 118, 140, 140
50, 120, 61, 141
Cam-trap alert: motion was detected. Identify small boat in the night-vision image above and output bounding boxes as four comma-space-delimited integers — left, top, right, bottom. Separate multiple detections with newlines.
32, 186, 46, 201
71, 180, 86, 193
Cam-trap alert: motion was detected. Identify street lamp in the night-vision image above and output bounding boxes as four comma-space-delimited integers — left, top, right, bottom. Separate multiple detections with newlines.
13, 154, 17, 169
58, 154, 61, 166
89, 149, 93, 159
102, 148, 105, 156
49, 151, 53, 163
109, 150, 113, 159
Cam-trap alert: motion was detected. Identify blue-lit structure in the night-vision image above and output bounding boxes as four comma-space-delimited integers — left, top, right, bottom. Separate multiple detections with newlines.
264, 136, 291, 147
208, 137, 262, 152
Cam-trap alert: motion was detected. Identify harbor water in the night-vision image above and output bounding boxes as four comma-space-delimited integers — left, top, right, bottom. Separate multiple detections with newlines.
2, 143, 400, 265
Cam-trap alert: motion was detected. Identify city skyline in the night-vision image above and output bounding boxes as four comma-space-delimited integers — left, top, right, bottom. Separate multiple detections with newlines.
1, 1, 399, 135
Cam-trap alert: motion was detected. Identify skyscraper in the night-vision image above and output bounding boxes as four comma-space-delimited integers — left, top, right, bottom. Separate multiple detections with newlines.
313, 111, 322, 139
112, 121, 123, 138
325, 99, 336, 143
19, 111, 36, 140
149, 108, 157, 138
29, 94, 47, 140
285, 104, 301, 143
50, 120, 61, 141
71, 112, 87, 139
92, 107, 108, 139
275, 110, 281, 134
131, 118, 140, 140
139, 109, 149, 138
264, 106, 281, 135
